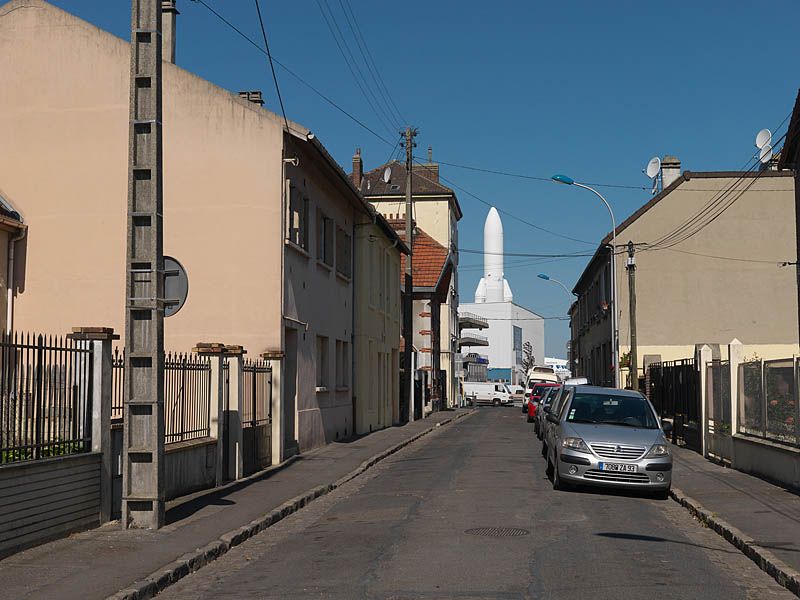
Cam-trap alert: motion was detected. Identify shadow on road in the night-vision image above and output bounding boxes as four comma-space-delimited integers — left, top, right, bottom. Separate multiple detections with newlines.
595, 532, 738, 554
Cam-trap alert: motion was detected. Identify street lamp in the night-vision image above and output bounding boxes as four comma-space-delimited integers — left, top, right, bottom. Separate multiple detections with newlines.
551, 174, 619, 388
537, 273, 573, 298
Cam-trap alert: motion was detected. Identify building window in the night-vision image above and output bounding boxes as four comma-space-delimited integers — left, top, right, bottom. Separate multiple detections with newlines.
286, 181, 309, 250
335, 340, 349, 388
316, 335, 329, 388
336, 226, 352, 278
317, 210, 333, 266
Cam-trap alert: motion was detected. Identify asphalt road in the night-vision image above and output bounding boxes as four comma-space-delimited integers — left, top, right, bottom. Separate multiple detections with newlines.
160, 409, 793, 599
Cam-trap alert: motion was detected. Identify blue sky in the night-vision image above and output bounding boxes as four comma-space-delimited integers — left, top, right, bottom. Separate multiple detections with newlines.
49, 0, 799, 358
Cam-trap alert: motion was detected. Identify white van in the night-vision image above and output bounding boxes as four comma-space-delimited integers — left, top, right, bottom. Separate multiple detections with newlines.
525, 365, 559, 387
463, 382, 512, 406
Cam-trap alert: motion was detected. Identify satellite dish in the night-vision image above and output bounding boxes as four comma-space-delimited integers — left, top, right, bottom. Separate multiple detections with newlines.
645, 157, 661, 179
644, 156, 661, 195
755, 128, 773, 164
382, 167, 391, 183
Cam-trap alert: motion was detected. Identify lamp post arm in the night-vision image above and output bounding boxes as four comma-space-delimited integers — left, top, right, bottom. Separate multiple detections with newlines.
573, 182, 616, 241
548, 278, 573, 298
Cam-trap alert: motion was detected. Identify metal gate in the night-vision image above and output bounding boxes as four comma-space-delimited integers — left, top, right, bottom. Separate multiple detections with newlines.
647, 358, 701, 453
242, 359, 271, 475
706, 359, 732, 462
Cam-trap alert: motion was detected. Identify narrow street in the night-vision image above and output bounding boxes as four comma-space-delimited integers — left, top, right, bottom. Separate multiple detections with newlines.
160, 410, 793, 599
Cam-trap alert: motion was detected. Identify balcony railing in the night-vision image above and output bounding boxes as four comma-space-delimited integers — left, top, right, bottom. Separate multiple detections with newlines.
459, 312, 489, 330
459, 333, 489, 347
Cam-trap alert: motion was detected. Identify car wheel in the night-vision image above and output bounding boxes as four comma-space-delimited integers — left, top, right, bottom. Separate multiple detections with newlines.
541, 441, 547, 457
526, 415, 533, 423
545, 457, 554, 478
552, 461, 569, 491
493, 398, 500, 406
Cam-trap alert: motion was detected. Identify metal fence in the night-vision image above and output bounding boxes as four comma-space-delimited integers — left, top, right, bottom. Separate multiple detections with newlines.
0, 332, 93, 464
647, 358, 701, 452
706, 359, 731, 462
241, 359, 271, 428
738, 358, 799, 447
111, 348, 212, 444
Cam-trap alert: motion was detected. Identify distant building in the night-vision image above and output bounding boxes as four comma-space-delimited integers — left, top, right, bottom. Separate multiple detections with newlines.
570, 156, 797, 387
459, 207, 544, 385
352, 149, 462, 407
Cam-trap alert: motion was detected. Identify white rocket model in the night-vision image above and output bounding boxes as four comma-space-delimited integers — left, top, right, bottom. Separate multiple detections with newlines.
475, 206, 513, 303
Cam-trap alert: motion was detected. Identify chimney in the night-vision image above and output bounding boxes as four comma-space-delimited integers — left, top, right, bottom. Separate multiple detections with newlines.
161, 0, 178, 64
661, 155, 681, 189
238, 91, 264, 106
415, 145, 439, 182
352, 148, 363, 189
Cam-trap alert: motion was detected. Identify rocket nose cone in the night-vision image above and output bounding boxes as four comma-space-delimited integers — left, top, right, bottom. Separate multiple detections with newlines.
484, 206, 503, 234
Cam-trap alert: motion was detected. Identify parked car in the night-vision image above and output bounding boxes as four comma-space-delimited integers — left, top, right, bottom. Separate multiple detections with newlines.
528, 385, 559, 424
525, 365, 559, 387
463, 381, 512, 406
564, 376, 590, 386
543, 386, 673, 498
504, 384, 525, 405
525, 382, 559, 417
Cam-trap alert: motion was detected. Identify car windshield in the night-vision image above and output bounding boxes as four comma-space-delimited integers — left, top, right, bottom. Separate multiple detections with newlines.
532, 385, 549, 396
565, 392, 659, 429
541, 387, 559, 405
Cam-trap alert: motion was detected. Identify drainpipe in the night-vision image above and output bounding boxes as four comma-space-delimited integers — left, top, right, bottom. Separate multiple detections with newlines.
7, 227, 25, 334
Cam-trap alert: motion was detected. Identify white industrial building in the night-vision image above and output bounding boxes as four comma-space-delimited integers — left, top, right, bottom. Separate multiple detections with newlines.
459, 207, 544, 385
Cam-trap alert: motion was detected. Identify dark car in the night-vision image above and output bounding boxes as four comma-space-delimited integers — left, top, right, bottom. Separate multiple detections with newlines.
528, 385, 560, 424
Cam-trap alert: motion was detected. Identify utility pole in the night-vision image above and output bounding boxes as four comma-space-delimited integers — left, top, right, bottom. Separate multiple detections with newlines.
626, 241, 638, 390
122, 0, 165, 529
401, 127, 417, 422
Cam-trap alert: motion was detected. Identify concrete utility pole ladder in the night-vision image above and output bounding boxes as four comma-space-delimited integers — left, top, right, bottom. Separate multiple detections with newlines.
122, 0, 166, 529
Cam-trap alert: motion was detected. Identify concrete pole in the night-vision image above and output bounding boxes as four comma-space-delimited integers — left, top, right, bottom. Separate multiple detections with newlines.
69, 327, 118, 524
226, 347, 245, 481
194, 343, 227, 487
262, 350, 284, 466
123, 0, 165, 530
402, 127, 417, 423
626, 241, 638, 389
697, 344, 713, 458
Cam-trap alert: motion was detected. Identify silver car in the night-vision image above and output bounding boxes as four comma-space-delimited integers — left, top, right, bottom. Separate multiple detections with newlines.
544, 386, 673, 498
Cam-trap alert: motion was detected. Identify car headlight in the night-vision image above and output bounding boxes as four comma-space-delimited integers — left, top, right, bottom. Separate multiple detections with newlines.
646, 444, 670, 458
561, 437, 590, 453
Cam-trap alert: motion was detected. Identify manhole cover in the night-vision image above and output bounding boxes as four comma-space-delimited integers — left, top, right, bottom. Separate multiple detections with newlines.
465, 527, 530, 538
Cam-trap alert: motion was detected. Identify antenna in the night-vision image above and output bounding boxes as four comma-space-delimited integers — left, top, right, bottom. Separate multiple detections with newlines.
644, 156, 661, 195
382, 166, 391, 183
755, 128, 773, 164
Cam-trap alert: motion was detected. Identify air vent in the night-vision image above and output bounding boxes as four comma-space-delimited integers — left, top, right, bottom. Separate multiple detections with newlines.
389, 184, 400, 191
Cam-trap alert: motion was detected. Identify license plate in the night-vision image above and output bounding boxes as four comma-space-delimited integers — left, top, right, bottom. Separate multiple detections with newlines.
598, 462, 637, 473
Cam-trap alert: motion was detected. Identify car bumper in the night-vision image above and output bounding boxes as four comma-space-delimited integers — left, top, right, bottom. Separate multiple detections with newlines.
557, 449, 672, 489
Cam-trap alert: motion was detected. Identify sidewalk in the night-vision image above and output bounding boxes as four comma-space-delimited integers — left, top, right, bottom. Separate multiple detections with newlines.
0, 410, 470, 600
672, 446, 800, 592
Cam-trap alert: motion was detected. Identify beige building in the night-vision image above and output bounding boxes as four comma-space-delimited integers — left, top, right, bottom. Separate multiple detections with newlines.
351, 151, 463, 407
570, 159, 798, 387
0, 0, 404, 460
353, 213, 407, 434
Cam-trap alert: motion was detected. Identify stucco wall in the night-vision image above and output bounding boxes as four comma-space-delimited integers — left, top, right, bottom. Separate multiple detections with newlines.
614, 173, 797, 351
0, 1, 283, 353
282, 141, 357, 452
353, 220, 401, 434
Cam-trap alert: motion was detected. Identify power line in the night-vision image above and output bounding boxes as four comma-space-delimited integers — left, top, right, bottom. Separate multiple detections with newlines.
190, 0, 396, 146
411, 158, 597, 246
253, 0, 289, 132
337, 0, 406, 127
421, 158, 650, 191
315, 0, 399, 135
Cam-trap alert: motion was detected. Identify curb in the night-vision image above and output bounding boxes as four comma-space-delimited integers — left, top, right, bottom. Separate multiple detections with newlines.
107, 410, 474, 600
670, 486, 800, 597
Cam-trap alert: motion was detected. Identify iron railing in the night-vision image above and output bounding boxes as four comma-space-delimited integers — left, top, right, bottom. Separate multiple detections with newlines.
0, 332, 93, 464
242, 359, 271, 428
112, 348, 212, 444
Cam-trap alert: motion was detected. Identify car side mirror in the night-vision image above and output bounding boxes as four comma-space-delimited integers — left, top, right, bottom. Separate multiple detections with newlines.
662, 421, 673, 434
546, 413, 559, 425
